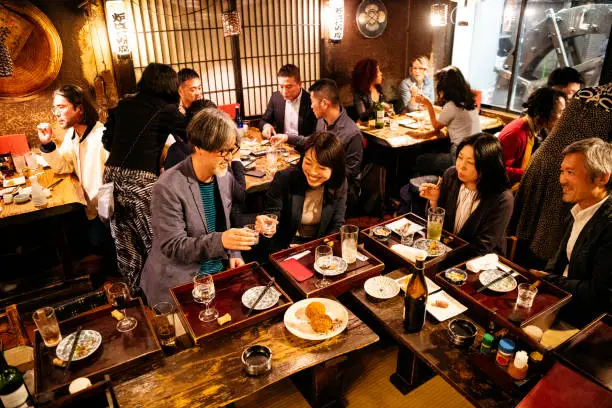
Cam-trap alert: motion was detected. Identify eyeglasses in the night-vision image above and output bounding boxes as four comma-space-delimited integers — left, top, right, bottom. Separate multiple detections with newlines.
217, 144, 240, 158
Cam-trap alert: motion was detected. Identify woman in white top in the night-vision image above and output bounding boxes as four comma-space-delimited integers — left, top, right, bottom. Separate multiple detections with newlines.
413, 66, 481, 176
419, 133, 513, 255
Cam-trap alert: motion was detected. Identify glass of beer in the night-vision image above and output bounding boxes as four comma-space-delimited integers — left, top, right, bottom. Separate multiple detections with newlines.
152, 302, 176, 347
32, 307, 62, 347
427, 207, 445, 241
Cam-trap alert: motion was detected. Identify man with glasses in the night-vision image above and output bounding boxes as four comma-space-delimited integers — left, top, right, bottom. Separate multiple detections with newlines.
142, 109, 257, 305
259, 64, 317, 139
399, 56, 435, 112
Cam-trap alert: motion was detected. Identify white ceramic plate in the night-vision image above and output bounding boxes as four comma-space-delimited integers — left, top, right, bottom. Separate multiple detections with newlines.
283, 298, 348, 341
364, 276, 400, 300
3, 177, 26, 188
478, 269, 518, 293
426, 290, 468, 322
385, 218, 424, 236
413, 238, 451, 257
241, 286, 281, 310
313, 256, 348, 277
396, 274, 440, 294
56, 329, 102, 361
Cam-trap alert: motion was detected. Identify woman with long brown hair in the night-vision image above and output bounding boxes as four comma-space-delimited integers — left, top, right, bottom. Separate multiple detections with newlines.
351, 58, 392, 122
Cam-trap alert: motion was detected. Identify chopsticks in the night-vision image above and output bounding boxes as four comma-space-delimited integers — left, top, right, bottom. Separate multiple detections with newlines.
476, 270, 513, 293
46, 178, 64, 191
246, 278, 275, 317
64, 325, 83, 374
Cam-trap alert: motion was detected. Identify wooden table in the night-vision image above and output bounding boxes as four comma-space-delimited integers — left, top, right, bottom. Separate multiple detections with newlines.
114, 304, 379, 408
0, 167, 86, 224
349, 269, 516, 408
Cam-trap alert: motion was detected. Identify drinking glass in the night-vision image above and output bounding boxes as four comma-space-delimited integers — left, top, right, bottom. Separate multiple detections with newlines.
427, 207, 445, 241
315, 245, 333, 288
24, 151, 37, 171
261, 214, 278, 238
107, 282, 138, 332
516, 283, 538, 309
266, 148, 278, 172
152, 302, 176, 347
244, 224, 259, 244
340, 225, 359, 264
400, 228, 414, 246
32, 307, 62, 347
11, 154, 26, 174
193, 274, 218, 322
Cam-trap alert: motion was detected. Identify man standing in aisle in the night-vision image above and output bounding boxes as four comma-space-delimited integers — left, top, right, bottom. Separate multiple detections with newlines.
259, 64, 317, 139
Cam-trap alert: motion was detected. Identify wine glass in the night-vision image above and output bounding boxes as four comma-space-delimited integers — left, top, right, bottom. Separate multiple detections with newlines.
107, 282, 138, 332
193, 274, 219, 322
315, 245, 333, 289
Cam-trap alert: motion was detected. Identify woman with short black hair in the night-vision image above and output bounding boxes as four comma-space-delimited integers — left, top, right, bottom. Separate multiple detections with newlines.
255, 131, 347, 253
420, 133, 513, 255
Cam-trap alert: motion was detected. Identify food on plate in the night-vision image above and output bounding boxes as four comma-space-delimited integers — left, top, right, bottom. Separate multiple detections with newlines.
217, 313, 232, 326
373, 226, 392, 239
111, 309, 125, 320
309, 314, 333, 333
305, 301, 326, 320
75, 337, 97, 358
52, 357, 67, 367
431, 299, 449, 308
445, 270, 466, 283
428, 240, 440, 251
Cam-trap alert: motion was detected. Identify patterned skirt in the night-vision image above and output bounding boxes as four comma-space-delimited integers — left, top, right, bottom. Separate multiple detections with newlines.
103, 166, 157, 291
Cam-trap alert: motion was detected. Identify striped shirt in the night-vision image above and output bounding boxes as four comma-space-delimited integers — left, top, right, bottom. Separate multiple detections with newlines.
198, 179, 224, 275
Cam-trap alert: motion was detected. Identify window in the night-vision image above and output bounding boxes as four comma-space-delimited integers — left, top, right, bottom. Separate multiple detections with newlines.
125, 0, 321, 116
451, 0, 611, 112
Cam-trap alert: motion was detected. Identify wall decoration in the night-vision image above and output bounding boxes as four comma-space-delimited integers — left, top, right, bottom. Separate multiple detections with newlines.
356, 0, 388, 39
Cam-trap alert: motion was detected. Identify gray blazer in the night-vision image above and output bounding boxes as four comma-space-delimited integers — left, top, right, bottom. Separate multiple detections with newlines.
141, 157, 241, 306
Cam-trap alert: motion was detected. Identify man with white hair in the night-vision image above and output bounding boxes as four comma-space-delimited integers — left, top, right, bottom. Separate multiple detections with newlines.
532, 138, 612, 324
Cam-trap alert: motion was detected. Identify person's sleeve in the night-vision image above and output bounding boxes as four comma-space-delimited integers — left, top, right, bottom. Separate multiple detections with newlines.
471, 192, 514, 255
354, 94, 371, 122
398, 80, 412, 109
259, 96, 276, 130
287, 134, 308, 152
230, 160, 246, 204
264, 171, 285, 220
160, 106, 188, 144
102, 107, 116, 152
326, 180, 348, 235
152, 179, 228, 264
499, 131, 524, 183
345, 131, 364, 180
164, 143, 188, 171
41, 132, 76, 174
437, 168, 453, 210
437, 102, 455, 126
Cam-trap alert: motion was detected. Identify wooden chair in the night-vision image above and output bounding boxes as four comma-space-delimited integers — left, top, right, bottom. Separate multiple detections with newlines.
218, 103, 240, 120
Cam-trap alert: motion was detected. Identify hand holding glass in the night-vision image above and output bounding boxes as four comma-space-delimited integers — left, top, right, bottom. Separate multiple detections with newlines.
257, 214, 278, 238
193, 274, 218, 322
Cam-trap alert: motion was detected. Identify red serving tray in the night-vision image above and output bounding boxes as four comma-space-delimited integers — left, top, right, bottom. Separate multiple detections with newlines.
269, 232, 385, 298
170, 262, 292, 344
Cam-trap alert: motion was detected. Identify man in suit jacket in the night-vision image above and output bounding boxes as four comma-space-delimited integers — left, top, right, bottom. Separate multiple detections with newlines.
259, 64, 317, 139
141, 109, 258, 306
532, 138, 612, 325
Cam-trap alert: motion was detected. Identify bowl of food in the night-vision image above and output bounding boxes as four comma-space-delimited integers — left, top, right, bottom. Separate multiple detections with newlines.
444, 268, 467, 285
241, 344, 272, 376
372, 226, 392, 241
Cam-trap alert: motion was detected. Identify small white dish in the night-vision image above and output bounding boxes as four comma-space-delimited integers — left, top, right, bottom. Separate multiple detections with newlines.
426, 290, 468, 322
313, 256, 348, 277
241, 286, 281, 310
364, 276, 400, 300
385, 218, 424, 236
3, 176, 26, 188
13, 193, 30, 204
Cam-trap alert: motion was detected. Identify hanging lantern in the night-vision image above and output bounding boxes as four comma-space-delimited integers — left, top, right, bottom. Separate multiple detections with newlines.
222, 11, 241, 37
0, 26, 14, 77
329, 0, 344, 42
105, 0, 131, 57
430, 3, 449, 27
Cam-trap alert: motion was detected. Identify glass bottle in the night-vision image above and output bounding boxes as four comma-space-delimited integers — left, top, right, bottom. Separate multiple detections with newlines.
234, 105, 243, 129
0, 344, 31, 408
374, 103, 384, 129
403, 256, 428, 333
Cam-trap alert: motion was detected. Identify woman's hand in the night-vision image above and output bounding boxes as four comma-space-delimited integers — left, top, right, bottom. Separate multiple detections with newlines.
255, 215, 279, 237
419, 177, 441, 206
229, 257, 245, 268
221, 228, 258, 251
414, 93, 430, 105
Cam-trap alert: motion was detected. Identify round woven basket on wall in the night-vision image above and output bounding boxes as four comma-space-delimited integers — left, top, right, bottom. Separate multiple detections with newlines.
0, 0, 62, 102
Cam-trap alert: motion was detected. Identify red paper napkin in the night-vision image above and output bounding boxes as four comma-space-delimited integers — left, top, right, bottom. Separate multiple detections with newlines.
280, 258, 313, 282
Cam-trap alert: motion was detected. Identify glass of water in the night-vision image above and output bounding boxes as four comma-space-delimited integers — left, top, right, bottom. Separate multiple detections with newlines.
193, 274, 218, 322
340, 225, 359, 264
315, 245, 333, 288
266, 148, 278, 172
260, 214, 278, 238
516, 283, 538, 309
400, 227, 414, 246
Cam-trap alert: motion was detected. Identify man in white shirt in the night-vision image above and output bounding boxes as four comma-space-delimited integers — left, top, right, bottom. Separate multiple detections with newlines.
531, 138, 612, 324
37, 85, 112, 256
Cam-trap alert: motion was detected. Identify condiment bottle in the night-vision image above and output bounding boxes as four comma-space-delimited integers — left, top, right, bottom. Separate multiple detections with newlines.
403, 256, 428, 333
508, 350, 529, 380
480, 333, 494, 355
495, 338, 515, 366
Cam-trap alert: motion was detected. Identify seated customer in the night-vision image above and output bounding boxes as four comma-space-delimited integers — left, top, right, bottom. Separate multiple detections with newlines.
547, 67, 583, 99
399, 56, 434, 112
351, 58, 392, 122
413, 66, 481, 176
531, 138, 612, 325
256, 131, 347, 253
141, 109, 258, 305
259, 64, 317, 139
271, 79, 363, 207
499, 87, 566, 185
419, 133, 513, 255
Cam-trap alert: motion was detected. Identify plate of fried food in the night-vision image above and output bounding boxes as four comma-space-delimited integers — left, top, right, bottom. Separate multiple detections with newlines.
413, 238, 451, 257
283, 298, 348, 340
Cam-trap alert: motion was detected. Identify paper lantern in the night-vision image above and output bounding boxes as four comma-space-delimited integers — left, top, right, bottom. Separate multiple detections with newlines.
430, 3, 449, 27
222, 10, 241, 37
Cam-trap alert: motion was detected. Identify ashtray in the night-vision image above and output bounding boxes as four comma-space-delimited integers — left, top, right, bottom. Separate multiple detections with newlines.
372, 226, 392, 241
447, 318, 476, 347
241, 344, 272, 376
444, 268, 467, 285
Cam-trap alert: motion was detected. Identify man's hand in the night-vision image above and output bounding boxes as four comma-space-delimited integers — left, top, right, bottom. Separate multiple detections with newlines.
255, 215, 278, 237
37, 123, 53, 145
270, 134, 288, 146
221, 228, 258, 251
262, 124, 276, 139
229, 257, 245, 269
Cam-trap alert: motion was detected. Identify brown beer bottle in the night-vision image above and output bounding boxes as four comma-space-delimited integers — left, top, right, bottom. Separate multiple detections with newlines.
403, 257, 428, 333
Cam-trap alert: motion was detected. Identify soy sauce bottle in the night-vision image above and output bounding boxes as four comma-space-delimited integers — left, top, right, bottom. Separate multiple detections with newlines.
403, 257, 428, 333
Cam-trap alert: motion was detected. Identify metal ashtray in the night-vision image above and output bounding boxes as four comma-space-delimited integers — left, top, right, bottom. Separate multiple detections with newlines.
241, 345, 272, 376
447, 318, 477, 347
